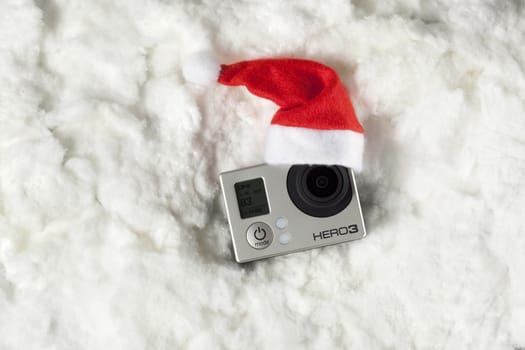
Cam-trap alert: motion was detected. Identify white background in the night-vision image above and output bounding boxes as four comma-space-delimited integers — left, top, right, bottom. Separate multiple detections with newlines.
1, 0, 524, 349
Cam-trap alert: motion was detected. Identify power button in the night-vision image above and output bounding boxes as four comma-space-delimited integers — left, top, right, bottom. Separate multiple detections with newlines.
246, 222, 273, 249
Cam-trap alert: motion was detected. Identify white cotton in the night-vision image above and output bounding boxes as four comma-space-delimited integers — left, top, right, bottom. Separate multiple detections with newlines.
1, 1, 525, 350
182, 51, 221, 85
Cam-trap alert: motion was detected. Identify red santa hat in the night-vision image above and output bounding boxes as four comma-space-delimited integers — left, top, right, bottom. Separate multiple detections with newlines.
183, 53, 364, 171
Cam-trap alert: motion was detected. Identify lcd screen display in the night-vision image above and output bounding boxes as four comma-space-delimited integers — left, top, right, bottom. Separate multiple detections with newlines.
234, 178, 270, 219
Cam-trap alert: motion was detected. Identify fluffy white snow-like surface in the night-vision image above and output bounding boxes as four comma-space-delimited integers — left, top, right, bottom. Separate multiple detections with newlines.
1, 1, 525, 349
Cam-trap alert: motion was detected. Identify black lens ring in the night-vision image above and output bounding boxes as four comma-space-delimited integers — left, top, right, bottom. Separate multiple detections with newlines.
287, 165, 353, 218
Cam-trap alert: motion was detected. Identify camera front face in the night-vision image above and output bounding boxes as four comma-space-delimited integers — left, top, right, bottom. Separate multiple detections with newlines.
220, 164, 366, 263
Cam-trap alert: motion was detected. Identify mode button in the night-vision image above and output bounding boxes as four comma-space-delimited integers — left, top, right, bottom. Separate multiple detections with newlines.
246, 222, 273, 249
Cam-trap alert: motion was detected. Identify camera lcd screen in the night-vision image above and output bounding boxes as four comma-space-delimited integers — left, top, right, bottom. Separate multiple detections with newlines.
234, 178, 270, 219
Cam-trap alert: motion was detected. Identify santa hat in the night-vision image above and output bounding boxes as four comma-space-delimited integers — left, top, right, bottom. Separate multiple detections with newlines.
183, 53, 364, 171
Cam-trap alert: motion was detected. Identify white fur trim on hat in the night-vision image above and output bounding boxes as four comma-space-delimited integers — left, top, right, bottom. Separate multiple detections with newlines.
265, 125, 364, 171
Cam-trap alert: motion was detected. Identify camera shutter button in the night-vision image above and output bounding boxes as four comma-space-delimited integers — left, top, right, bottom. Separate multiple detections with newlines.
246, 222, 273, 249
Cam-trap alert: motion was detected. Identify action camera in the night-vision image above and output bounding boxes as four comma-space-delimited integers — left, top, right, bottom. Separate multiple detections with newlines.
220, 164, 366, 263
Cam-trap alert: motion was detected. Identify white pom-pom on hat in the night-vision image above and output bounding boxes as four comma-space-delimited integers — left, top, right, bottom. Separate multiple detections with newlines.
182, 51, 221, 85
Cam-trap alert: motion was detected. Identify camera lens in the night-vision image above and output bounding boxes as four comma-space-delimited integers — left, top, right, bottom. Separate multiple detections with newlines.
305, 166, 340, 199
287, 165, 353, 218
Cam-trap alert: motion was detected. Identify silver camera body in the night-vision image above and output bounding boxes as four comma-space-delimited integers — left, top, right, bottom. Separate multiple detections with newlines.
220, 164, 366, 263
